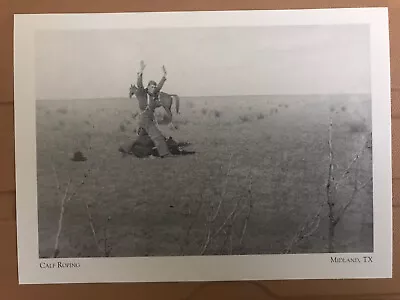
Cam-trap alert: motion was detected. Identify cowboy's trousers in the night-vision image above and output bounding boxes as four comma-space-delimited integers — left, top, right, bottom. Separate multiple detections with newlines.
138, 113, 170, 157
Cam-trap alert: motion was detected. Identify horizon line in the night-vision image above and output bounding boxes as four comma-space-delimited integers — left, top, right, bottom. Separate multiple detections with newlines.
36, 92, 371, 101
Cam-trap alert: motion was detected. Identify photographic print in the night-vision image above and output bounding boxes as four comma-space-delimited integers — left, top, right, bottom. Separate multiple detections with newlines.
14, 8, 392, 284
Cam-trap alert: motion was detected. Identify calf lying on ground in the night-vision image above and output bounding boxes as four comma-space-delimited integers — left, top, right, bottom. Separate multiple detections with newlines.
119, 133, 195, 158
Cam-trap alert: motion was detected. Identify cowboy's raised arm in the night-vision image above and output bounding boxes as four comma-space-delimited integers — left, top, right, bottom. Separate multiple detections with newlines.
137, 60, 146, 89
137, 71, 144, 89
155, 65, 167, 94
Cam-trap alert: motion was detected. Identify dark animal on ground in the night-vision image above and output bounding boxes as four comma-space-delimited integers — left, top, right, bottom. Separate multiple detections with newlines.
119, 131, 195, 158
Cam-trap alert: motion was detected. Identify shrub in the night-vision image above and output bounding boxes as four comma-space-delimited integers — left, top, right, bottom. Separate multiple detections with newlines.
56, 107, 68, 114
348, 121, 368, 133
239, 115, 250, 122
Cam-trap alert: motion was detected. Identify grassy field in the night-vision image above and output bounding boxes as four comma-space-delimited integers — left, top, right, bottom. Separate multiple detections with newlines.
36, 94, 373, 258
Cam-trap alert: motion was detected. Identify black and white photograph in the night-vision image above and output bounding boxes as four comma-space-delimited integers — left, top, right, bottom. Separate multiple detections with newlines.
13, 8, 392, 284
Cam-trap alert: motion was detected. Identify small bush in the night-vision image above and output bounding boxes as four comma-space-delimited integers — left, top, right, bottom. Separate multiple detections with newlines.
56, 107, 68, 114
269, 108, 279, 115
239, 115, 250, 122
348, 121, 368, 133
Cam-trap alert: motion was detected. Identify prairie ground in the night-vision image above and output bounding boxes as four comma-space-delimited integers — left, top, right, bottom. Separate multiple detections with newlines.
36, 94, 373, 258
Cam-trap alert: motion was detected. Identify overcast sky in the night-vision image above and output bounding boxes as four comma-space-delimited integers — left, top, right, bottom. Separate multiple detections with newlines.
35, 24, 370, 99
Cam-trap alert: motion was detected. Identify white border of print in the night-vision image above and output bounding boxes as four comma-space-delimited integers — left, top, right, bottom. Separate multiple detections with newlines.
14, 7, 392, 284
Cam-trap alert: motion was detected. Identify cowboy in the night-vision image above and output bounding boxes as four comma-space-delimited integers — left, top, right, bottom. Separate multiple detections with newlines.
134, 60, 171, 158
